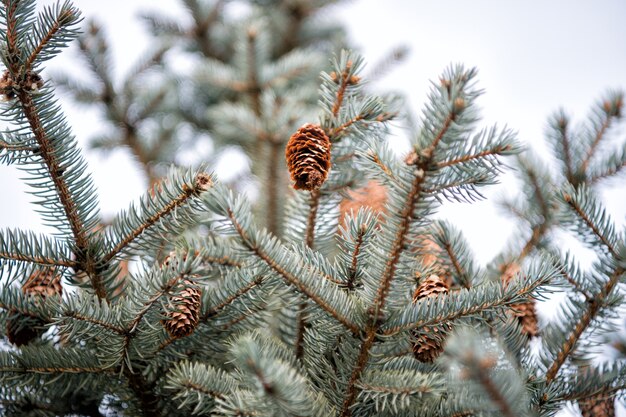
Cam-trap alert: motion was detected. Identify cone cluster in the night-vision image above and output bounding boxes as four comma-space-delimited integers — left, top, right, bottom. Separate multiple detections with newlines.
7, 269, 62, 346
163, 279, 202, 338
579, 395, 615, 417
411, 274, 451, 362
285, 123, 331, 191
501, 263, 538, 338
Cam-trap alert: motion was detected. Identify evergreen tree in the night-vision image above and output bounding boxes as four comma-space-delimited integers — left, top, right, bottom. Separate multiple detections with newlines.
0, 1, 624, 416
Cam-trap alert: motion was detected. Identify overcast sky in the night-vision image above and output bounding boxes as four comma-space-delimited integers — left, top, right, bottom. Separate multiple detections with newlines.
0, 2, 625, 413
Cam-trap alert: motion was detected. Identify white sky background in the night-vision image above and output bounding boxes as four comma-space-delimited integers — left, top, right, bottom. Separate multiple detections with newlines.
0, 1, 625, 415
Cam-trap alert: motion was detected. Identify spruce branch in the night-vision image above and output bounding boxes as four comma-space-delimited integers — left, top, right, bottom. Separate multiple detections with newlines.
102, 171, 213, 264
579, 92, 623, 174
224, 207, 360, 335
24, 1, 81, 72
0, 228, 75, 268
541, 188, 624, 387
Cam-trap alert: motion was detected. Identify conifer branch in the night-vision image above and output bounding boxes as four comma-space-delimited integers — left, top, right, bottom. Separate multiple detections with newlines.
436, 145, 512, 169
340, 106, 456, 417
201, 275, 263, 321
0, 249, 75, 268
441, 243, 471, 289
332, 61, 353, 117
346, 224, 366, 291
562, 192, 618, 257
0, 365, 116, 374
0, 138, 35, 152
226, 209, 360, 335
24, 6, 77, 71
579, 113, 613, 174
62, 310, 125, 335
558, 119, 575, 183
15, 89, 106, 298
544, 266, 623, 384
18, 92, 89, 251
102, 173, 212, 264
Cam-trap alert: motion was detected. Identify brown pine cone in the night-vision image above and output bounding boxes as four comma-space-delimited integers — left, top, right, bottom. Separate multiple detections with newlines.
411, 274, 452, 362
163, 279, 202, 338
6, 269, 62, 346
501, 263, 538, 338
285, 123, 331, 191
579, 394, 615, 417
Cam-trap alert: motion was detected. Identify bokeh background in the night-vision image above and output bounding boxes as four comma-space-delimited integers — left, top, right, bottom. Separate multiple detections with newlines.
1, 1, 625, 415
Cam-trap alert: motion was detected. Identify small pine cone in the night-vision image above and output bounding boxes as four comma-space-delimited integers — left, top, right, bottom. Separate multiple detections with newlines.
285, 123, 331, 191
163, 279, 202, 338
6, 269, 62, 346
339, 180, 387, 225
501, 263, 538, 338
579, 394, 615, 417
411, 275, 452, 362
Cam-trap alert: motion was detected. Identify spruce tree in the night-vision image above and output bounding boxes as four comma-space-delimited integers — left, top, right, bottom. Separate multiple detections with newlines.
0, 1, 624, 416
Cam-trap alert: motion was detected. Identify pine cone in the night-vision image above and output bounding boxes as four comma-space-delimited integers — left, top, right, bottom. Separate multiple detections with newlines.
6, 269, 62, 346
501, 263, 538, 338
285, 123, 331, 191
163, 279, 202, 338
579, 394, 615, 417
411, 274, 452, 362
339, 180, 387, 225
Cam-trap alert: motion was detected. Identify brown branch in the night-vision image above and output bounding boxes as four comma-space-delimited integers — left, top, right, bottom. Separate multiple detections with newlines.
346, 224, 366, 291
442, 242, 471, 289
16, 91, 105, 297
62, 310, 125, 335
332, 62, 353, 117
0, 250, 76, 268
265, 141, 282, 236
226, 209, 359, 335
201, 276, 263, 321
304, 190, 321, 248
563, 194, 618, 257
5, 0, 20, 74
0, 365, 116, 374
436, 145, 511, 169
591, 159, 626, 184
18, 93, 89, 253
294, 301, 307, 359
178, 381, 226, 400
102, 181, 206, 264
328, 115, 364, 139
0, 139, 35, 152
24, 8, 76, 72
